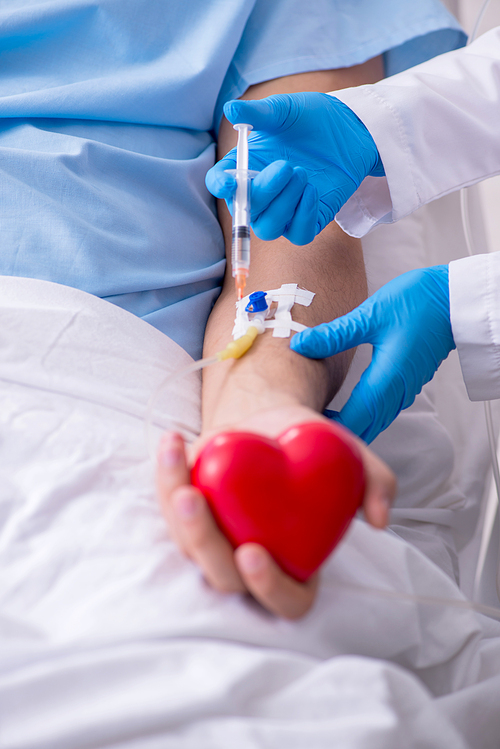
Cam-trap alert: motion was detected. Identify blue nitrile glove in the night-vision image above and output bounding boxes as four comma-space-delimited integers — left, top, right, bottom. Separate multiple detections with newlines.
206, 92, 384, 246
291, 266, 456, 444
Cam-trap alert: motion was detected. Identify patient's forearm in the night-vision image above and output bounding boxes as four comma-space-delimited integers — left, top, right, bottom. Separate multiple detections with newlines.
159, 59, 391, 620
202, 218, 366, 430
202, 66, 381, 432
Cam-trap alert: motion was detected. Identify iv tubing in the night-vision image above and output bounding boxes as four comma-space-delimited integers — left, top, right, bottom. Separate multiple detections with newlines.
232, 123, 253, 300
144, 326, 261, 459
338, 582, 500, 621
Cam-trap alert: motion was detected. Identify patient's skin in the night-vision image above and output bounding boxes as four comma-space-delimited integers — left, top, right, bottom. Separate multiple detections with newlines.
157, 59, 397, 619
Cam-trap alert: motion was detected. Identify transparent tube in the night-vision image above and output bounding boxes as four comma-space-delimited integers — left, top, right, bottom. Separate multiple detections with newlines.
144, 326, 262, 459
232, 123, 253, 301
144, 355, 219, 461
337, 582, 500, 621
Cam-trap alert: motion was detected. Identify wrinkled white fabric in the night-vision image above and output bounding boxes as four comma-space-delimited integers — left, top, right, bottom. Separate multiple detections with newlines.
449, 252, 500, 401
1, 276, 500, 748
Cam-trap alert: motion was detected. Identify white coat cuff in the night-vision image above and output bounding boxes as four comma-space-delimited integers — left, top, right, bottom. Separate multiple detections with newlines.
333, 86, 420, 238
450, 253, 500, 401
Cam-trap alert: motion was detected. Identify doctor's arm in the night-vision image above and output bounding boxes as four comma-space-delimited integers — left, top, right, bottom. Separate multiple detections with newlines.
205, 28, 500, 444
292, 265, 456, 444
156, 65, 396, 619
207, 26, 500, 242
290, 28, 500, 441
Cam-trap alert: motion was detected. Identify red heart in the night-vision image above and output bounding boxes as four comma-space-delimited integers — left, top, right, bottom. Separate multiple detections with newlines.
191, 421, 365, 582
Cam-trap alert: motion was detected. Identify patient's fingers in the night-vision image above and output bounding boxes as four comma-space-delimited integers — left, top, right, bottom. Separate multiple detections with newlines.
157, 431, 245, 593
357, 441, 397, 529
156, 432, 190, 491
156, 432, 191, 545
172, 487, 246, 593
235, 544, 318, 619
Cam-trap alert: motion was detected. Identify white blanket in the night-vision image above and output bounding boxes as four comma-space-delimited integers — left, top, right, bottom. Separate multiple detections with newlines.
1, 271, 500, 749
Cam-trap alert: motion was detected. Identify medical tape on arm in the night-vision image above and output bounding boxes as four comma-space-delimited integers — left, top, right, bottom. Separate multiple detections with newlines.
232, 283, 315, 339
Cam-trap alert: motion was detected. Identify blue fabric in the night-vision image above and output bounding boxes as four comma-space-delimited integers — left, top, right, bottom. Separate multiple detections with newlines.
385, 28, 466, 77
217, 2, 466, 127
0, 0, 465, 359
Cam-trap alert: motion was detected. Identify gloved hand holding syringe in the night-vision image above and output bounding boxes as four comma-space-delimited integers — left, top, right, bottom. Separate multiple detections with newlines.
226, 123, 257, 300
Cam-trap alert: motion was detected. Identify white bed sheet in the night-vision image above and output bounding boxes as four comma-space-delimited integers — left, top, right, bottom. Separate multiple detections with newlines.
1, 270, 500, 749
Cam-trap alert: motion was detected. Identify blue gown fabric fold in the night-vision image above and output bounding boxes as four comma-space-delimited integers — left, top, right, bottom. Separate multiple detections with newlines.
0, 0, 465, 358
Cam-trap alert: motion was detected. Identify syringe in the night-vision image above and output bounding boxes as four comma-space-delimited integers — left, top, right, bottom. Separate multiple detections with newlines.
231, 123, 254, 300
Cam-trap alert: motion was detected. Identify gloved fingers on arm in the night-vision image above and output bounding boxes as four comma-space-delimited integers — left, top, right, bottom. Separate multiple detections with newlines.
290, 306, 372, 359
251, 166, 309, 241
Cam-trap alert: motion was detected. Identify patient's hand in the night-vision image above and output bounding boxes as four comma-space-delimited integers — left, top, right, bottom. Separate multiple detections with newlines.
161, 62, 389, 619
156, 404, 396, 620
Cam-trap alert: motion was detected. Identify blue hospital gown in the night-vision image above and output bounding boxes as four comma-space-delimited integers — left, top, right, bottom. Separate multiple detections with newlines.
0, 0, 464, 358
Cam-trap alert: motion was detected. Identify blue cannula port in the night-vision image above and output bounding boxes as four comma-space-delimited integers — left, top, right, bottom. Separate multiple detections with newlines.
245, 291, 268, 313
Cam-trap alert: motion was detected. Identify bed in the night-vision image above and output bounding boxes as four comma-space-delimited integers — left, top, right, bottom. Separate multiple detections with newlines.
1, 190, 500, 748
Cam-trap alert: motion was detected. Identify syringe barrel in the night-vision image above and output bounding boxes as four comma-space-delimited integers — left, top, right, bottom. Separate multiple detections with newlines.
233, 170, 251, 228
232, 225, 250, 275
231, 123, 253, 281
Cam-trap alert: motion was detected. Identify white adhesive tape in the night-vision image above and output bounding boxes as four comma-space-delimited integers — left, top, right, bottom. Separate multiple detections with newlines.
232, 284, 315, 340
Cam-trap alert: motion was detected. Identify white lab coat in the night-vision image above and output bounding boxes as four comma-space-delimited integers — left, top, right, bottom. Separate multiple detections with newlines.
332, 27, 500, 402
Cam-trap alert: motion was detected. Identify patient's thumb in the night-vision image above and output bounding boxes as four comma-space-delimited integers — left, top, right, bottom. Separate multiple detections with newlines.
224, 95, 293, 132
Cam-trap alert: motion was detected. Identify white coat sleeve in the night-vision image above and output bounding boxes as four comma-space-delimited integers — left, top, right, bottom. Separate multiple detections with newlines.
449, 253, 500, 401
332, 27, 500, 238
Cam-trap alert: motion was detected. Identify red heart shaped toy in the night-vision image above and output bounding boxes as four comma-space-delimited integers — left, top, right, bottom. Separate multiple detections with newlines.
191, 421, 365, 582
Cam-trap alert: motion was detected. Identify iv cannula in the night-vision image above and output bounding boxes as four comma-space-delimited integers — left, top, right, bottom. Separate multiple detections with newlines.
231, 123, 253, 300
